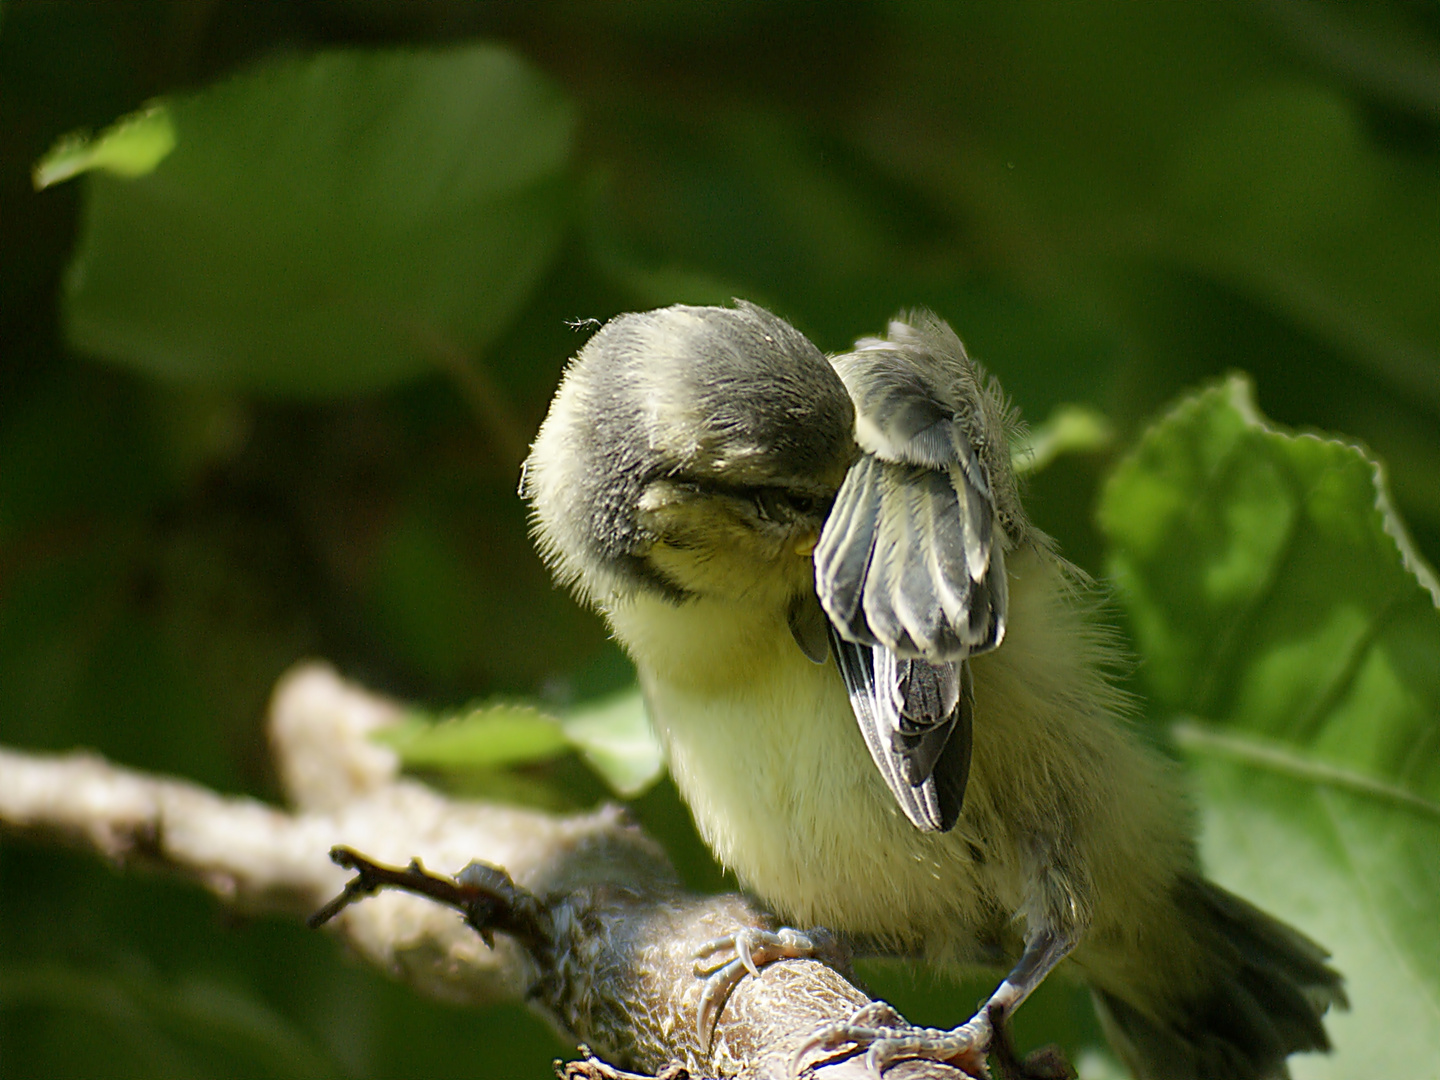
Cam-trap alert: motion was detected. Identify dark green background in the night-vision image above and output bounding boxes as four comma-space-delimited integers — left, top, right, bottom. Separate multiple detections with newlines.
2, 2, 1437, 1077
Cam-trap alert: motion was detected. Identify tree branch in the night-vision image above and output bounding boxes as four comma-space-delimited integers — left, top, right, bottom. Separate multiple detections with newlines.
0, 662, 970, 1080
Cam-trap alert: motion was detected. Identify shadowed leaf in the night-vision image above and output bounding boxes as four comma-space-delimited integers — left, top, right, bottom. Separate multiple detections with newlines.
61, 47, 573, 396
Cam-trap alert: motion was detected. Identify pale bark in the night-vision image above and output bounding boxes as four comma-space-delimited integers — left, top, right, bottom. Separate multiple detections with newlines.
0, 662, 970, 1080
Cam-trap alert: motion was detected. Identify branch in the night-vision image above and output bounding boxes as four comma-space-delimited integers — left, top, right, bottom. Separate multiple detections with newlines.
0, 662, 970, 1080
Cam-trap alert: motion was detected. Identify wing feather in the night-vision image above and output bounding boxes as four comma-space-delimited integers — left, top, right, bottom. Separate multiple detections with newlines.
878, 649, 959, 784
816, 311, 1020, 831
831, 631, 969, 832
950, 430, 995, 590
862, 468, 937, 655
913, 463, 975, 649
814, 455, 883, 640
820, 454, 1002, 660
817, 377, 1008, 660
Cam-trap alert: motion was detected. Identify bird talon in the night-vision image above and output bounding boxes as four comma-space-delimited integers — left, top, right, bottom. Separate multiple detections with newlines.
693, 925, 840, 1049
792, 1004, 992, 1080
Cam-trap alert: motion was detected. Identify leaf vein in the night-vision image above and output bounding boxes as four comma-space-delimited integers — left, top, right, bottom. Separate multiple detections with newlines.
1172, 718, 1440, 821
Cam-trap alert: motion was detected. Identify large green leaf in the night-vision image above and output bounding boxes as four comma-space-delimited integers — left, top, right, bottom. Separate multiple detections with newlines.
60, 46, 572, 396
1099, 375, 1440, 1077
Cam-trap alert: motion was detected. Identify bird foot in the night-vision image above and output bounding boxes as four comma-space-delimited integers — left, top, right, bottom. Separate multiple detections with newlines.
792, 1001, 992, 1079
557, 1044, 690, 1080
693, 925, 845, 1047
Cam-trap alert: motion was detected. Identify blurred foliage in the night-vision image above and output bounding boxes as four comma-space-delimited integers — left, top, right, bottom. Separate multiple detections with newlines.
1010, 403, 1115, 477
1, 2, 1437, 1078
379, 687, 663, 799
32, 102, 176, 187
61, 46, 573, 397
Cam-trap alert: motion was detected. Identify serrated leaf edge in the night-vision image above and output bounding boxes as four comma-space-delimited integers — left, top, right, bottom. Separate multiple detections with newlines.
1144, 373, 1440, 612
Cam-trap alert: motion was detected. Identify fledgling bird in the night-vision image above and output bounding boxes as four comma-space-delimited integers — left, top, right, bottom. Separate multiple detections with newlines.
521, 301, 1344, 1079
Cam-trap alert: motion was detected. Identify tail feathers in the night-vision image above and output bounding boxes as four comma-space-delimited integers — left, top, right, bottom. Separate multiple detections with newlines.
1094, 876, 1345, 1080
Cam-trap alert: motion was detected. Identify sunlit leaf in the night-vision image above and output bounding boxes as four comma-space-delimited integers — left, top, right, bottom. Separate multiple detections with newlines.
560, 687, 665, 797
1011, 403, 1115, 476
61, 46, 573, 396
1099, 374, 1440, 1077
375, 688, 665, 799
33, 104, 175, 188
375, 703, 570, 769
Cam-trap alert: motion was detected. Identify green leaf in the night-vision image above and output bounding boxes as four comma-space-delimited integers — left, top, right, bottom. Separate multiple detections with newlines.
560, 687, 665, 797
1099, 375, 1440, 1077
375, 703, 570, 769
33, 104, 176, 188
61, 46, 573, 396
375, 688, 665, 799
1011, 402, 1115, 477
0, 964, 345, 1080
1164, 82, 1440, 417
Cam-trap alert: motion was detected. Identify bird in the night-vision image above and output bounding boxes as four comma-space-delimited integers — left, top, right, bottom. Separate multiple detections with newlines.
520, 300, 1344, 1079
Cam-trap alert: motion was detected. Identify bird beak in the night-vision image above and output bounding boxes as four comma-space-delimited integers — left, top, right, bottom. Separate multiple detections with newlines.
794, 532, 819, 558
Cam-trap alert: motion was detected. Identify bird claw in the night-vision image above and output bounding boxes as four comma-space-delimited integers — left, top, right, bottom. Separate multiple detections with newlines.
558, 1044, 690, 1080
693, 925, 841, 1048
792, 1002, 992, 1080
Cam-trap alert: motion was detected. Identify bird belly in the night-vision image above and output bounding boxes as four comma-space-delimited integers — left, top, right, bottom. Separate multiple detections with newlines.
608, 594, 1008, 959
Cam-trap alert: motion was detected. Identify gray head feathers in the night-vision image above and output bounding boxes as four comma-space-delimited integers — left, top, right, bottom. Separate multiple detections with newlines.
521, 301, 855, 605
523, 301, 1025, 657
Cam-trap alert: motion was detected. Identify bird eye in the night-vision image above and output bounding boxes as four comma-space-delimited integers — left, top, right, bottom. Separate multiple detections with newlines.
753, 489, 791, 522
749, 489, 829, 522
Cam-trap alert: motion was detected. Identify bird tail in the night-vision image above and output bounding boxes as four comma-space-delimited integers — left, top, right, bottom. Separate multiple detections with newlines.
1091, 875, 1346, 1080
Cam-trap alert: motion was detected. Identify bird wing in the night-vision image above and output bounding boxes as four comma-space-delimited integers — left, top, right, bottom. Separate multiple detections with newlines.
814, 372, 1007, 661
831, 631, 974, 832
813, 314, 1008, 832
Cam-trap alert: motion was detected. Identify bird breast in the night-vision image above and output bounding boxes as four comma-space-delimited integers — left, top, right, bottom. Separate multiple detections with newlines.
604, 590, 1015, 958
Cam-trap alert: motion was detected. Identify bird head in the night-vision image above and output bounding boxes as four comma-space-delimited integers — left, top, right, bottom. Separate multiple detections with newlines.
522, 302, 857, 611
